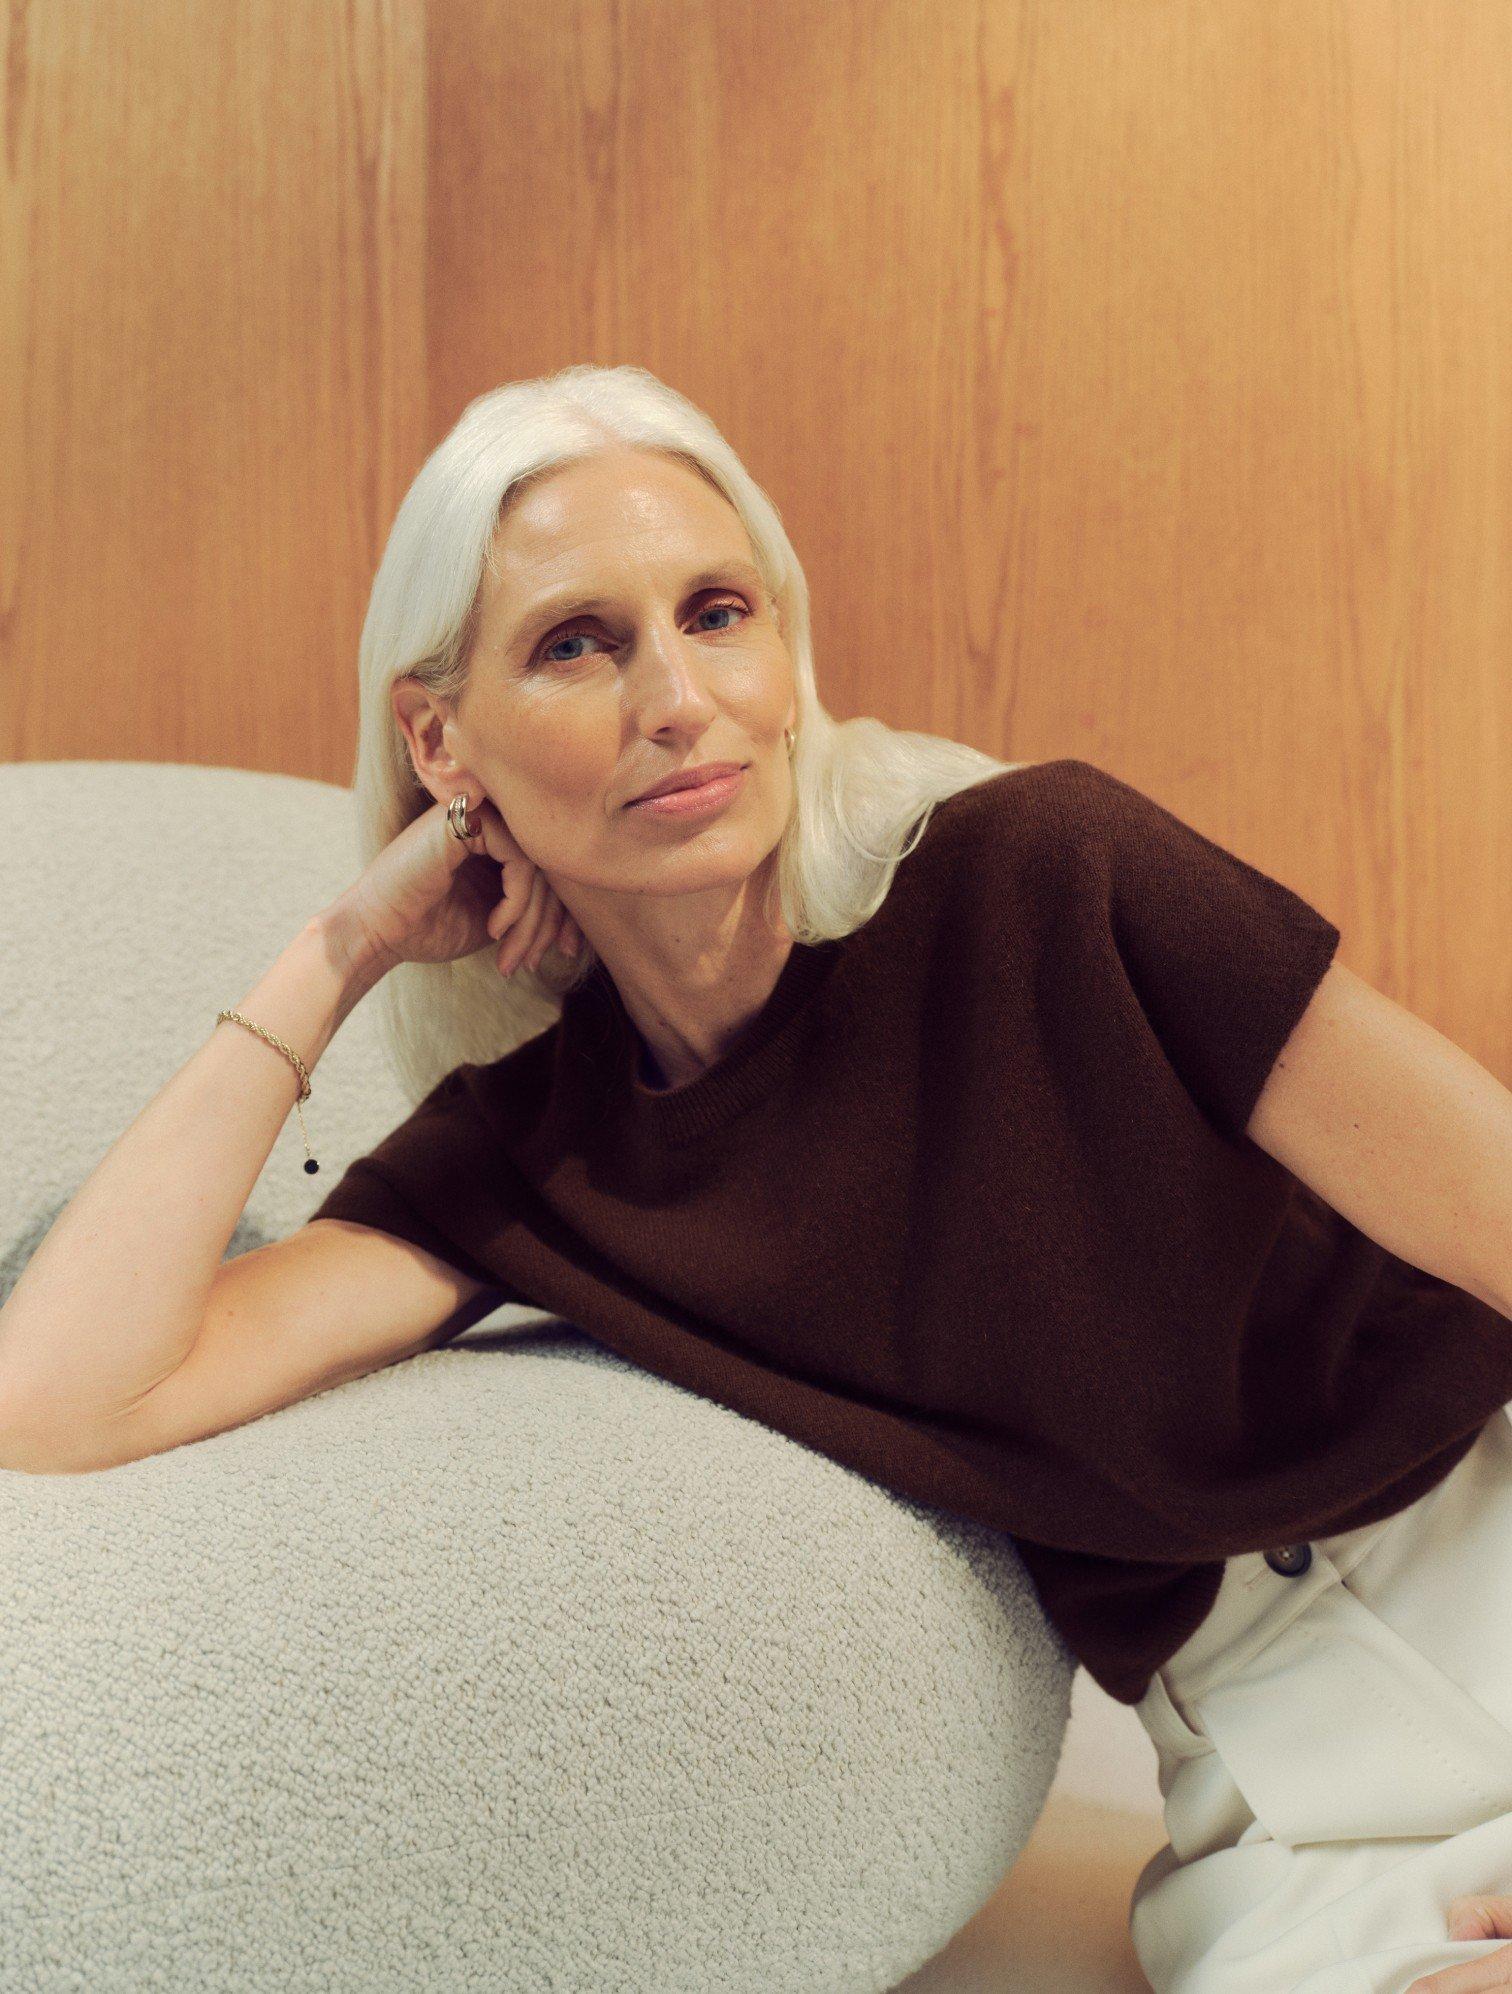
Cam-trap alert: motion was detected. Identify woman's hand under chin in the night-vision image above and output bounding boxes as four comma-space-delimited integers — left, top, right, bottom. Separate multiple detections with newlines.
328, 793, 583, 980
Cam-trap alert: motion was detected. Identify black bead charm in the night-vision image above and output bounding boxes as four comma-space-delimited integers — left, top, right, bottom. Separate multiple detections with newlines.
304, 1159, 320, 1174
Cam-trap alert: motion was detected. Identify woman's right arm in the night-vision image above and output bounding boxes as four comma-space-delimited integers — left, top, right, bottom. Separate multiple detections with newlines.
0, 789, 579, 1474
0, 905, 394, 1463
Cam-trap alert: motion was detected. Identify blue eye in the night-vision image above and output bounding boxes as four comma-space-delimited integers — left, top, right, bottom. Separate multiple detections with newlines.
536, 596, 748, 667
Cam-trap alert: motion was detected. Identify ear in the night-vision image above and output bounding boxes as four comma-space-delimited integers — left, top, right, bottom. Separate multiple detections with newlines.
390, 676, 478, 806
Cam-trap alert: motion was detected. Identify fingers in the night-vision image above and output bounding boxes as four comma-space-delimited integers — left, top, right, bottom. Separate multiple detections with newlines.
496, 868, 548, 976
485, 858, 528, 940
1402, 1905, 1512, 1994
515, 885, 563, 977
499, 875, 580, 978
1447, 1897, 1512, 1941
529, 901, 569, 972
481, 839, 584, 978
513, 893, 581, 976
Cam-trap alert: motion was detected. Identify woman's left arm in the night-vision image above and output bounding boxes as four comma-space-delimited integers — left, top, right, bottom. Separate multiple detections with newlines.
1243, 959, 1512, 1321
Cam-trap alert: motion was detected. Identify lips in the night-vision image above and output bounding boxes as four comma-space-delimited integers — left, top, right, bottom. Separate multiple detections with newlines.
627, 762, 746, 805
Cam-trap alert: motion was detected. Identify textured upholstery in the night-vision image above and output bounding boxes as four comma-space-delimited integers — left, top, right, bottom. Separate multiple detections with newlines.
0, 761, 1078, 1992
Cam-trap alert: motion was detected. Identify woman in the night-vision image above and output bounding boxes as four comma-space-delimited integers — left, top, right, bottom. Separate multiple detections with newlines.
312, 364, 1512, 1994
5, 363, 1511, 1992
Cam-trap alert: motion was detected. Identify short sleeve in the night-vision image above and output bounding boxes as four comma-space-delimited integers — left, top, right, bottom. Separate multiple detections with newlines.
308, 1067, 528, 1309
1064, 760, 1342, 1143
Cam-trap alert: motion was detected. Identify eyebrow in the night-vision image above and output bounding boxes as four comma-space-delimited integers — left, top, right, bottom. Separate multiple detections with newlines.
505, 559, 767, 650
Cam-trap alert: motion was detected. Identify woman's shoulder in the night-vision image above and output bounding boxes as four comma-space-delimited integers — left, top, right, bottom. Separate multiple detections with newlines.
941, 753, 1109, 817
856, 760, 1098, 958
912, 757, 1104, 872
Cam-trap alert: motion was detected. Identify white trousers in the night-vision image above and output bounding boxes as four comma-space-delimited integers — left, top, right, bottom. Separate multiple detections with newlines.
1130, 1402, 1512, 1993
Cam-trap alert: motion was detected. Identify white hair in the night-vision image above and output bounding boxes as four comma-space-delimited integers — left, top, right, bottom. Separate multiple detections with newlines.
347, 361, 1024, 1104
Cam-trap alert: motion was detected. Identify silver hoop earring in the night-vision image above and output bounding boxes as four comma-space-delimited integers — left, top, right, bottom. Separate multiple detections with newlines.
447, 792, 481, 843
783, 726, 795, 756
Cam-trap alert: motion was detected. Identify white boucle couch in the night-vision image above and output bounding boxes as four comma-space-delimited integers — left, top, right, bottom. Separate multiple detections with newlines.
0, 760, 1166, 1993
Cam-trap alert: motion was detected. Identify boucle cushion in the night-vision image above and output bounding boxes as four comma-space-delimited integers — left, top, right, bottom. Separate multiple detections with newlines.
0, 761, 1074, 1991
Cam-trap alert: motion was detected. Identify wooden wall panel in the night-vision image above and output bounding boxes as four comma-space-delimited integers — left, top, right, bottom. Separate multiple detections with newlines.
2, 0, 1507, 1079
0, 0, 427, 781
428, 0, 1510, 1076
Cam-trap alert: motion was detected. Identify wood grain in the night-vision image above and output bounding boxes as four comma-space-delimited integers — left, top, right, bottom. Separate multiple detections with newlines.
2, 0, 1506, 1146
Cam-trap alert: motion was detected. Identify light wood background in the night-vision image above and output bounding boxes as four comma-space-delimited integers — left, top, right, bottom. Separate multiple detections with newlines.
3, 1, 1507, 1085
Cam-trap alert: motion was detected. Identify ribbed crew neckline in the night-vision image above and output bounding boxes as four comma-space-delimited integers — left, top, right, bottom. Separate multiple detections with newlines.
577, 938, 841, 1144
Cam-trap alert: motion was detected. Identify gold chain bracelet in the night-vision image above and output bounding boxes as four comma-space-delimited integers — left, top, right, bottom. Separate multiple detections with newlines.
215, 1008, 319, 1174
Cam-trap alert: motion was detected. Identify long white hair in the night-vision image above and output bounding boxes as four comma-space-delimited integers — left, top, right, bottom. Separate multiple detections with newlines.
348, 362, 1024, 1104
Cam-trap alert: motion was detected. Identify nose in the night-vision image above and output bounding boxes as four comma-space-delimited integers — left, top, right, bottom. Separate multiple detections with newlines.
623, 627, 721, 735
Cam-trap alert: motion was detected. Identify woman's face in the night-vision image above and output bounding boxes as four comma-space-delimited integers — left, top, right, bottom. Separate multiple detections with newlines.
401, 447, 797, 905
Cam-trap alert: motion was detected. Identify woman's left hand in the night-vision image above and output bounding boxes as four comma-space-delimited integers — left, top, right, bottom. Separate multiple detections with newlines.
1404, 1897, 1512, 1991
